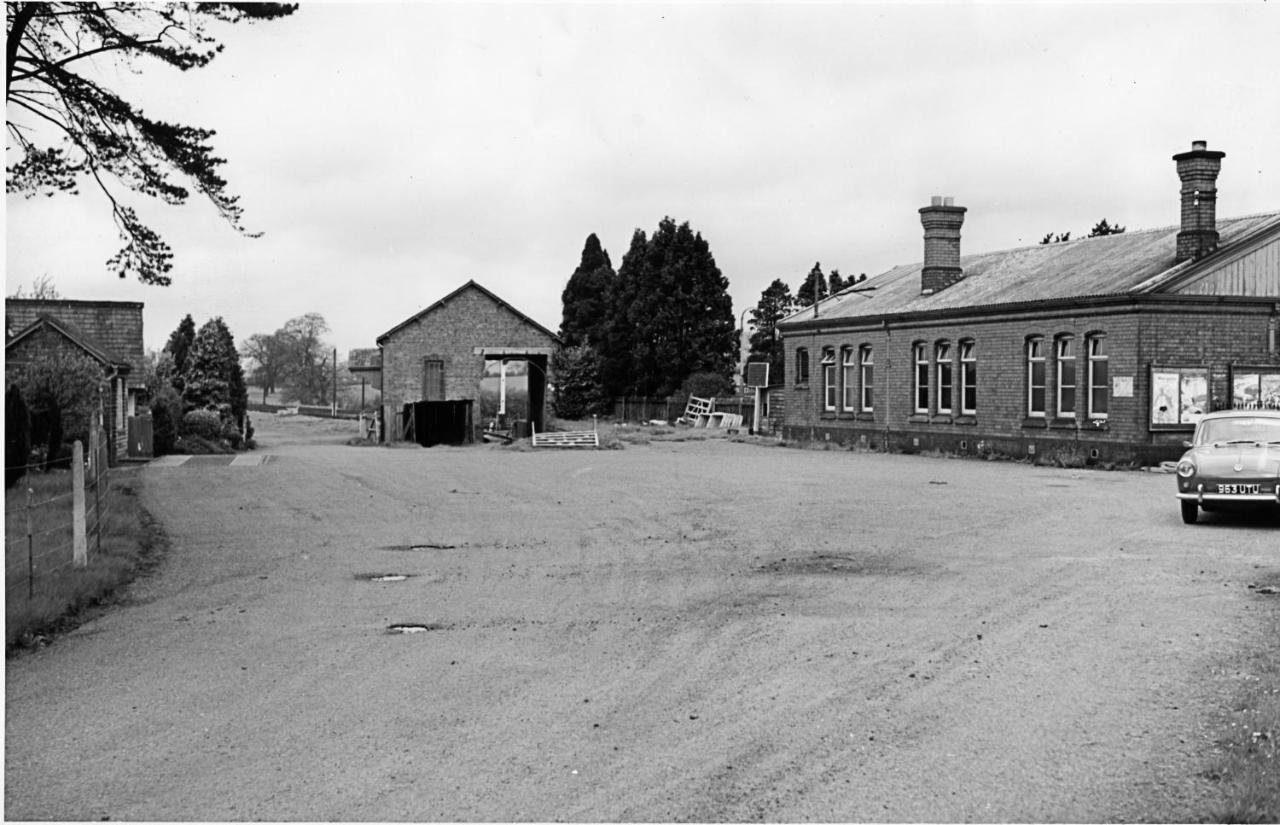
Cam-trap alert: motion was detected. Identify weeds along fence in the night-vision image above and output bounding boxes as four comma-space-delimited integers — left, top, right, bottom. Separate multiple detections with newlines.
5, 430, 114, 602
607, 396, 756, 424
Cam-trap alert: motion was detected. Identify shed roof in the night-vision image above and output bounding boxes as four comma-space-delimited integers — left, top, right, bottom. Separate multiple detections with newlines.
779, 211, 1280, 328
376, 280, 560, 345
5, 313, 133, 372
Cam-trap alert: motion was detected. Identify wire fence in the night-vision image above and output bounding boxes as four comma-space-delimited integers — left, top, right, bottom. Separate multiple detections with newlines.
5, 428, 114, 601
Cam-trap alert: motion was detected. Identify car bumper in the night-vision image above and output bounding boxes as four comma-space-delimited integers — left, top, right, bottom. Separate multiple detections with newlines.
1176, 489, 1280, 504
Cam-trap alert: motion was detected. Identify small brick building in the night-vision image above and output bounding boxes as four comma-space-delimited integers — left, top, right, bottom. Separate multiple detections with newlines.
370, 280, 559, 443
5, 299, 148, 464
776, 142, 1280, 465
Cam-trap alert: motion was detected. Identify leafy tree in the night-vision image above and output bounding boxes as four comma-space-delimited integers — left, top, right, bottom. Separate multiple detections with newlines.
1088, 218, 1126, 237
746, 278, 795, 385
241, 331, 292, 403
551, 344, 606, 420
281, 312, 330, 404
827, 268, 852, 295
16, 349, 103, 462
796, 262, 828, 307
1041, 219, 1124, 245
605, 217, 736, 398
6, 2, 296, 285
6, 273, 59, 299
559, 233, 615, 348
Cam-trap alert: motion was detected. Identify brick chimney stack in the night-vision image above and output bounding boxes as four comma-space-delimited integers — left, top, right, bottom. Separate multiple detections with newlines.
1173, 140, 1226, 262
919, 196, 967, 295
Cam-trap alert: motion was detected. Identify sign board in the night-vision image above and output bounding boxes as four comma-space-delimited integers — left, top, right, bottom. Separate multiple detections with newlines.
745, 362, 770, 388
1112, 376, 1133, 398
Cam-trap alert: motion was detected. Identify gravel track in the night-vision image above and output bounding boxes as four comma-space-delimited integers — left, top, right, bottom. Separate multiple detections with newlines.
6, 417, 1278, 821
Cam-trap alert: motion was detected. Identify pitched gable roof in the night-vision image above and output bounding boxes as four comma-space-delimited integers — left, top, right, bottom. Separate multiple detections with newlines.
376, 280, 559, 345
779, 211, 1280, 328
5, 313, 132, 372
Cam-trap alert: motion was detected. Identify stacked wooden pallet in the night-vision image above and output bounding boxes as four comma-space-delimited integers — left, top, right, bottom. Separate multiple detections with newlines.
531, 429, 599, 448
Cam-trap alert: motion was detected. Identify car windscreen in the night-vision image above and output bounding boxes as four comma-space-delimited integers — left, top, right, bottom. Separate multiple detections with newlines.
1196, 417, 1280, 446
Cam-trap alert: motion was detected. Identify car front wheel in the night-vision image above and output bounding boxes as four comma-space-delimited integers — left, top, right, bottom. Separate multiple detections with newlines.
1180, 500, 1199, 524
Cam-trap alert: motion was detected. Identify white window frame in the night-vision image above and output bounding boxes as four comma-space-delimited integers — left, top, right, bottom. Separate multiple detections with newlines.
1027, 338, 1046, 417
914, 343, 929, 414
841, 347, 857, 412
1056, 336, 1076, 418
821, 348, 837, 411
859, 345, 874, 412
935, 342, 952, 415
1087, 334, 1109, 419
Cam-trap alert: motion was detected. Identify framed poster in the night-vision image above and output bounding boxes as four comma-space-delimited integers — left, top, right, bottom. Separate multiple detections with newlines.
1149, 366, 1208, 429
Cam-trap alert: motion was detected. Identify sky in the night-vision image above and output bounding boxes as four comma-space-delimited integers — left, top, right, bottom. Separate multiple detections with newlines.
6, 2, 1280, 362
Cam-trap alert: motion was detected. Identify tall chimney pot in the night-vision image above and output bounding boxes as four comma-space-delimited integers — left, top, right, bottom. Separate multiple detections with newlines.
1173, 140, 1225, 262
919, 196, 966, 295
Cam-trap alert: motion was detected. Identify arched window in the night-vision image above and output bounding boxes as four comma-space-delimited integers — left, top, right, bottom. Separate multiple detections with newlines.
1056, 336, 1076, 417
935, 341, 953, 414
821, 347, 837, 410
841, 347, 857, 412
795, 347, 809, 385
914, 343, 929, 414
860, 345, 874, 412
959, 340, 977, 415
1087, 334, 1109, 418
1027, 337, 1046, 417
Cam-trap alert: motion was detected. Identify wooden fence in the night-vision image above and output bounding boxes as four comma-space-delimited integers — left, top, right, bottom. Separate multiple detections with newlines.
4, 428, 113, 601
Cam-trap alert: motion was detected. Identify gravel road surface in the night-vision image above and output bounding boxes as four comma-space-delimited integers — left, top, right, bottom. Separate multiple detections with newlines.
6, 417, 1278, 821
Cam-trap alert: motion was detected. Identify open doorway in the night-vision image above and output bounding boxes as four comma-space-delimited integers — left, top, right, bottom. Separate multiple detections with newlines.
480, 354, 548, 438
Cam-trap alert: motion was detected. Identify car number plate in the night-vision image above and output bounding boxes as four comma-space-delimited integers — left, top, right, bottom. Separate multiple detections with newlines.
1217, 483, 1261, 495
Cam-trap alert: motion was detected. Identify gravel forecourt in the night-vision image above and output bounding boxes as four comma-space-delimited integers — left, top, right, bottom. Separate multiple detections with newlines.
5, 416, 1279, 821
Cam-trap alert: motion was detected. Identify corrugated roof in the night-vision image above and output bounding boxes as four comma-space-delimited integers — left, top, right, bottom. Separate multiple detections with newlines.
780, 211, 1280, 327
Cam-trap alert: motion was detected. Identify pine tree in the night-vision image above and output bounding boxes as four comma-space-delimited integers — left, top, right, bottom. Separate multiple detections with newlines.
746, 279, 796, 385
551, 344, 606, 419
606, 218, 736, 398
796, 262, 829, 307
165, 315, 197, 390
559, 233, 615, 348
1088, 218, 1126, 237
183, 317, 241, 420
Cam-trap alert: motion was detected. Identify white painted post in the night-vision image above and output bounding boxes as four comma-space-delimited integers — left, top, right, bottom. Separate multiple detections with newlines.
499, 359, 508, 417
753, 387, 763, 435
72, 441, 87, 567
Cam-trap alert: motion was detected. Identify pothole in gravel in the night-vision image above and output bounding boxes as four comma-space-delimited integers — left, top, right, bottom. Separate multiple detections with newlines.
758, 552, 928, 576
386, 622, 448, 634
379, 543, 459, 551
1248, 583, 1280, 596
360, 573, 414, 582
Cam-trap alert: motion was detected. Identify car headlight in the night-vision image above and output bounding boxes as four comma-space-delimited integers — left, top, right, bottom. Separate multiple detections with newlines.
1177, 460, 1196, 478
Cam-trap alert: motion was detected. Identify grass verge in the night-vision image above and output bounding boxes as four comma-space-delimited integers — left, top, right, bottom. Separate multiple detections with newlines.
5, 470, 167, 655
1198, 579, 1280, 823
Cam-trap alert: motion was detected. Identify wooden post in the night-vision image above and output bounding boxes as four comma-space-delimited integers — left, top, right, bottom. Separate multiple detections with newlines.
72, 441, 87, 567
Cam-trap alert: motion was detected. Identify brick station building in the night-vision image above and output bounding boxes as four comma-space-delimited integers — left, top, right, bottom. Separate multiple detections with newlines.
369, 280, 559, 443
775, 142, 1280, 465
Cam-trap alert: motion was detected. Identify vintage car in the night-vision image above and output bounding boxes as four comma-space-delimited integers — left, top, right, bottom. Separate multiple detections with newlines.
1175, 409, 1280, 523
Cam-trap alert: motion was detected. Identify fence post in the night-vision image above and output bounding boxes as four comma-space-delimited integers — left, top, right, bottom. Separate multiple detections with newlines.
90, 428, 101, 554
26, 488, 34, 600
72, 440, 87, 568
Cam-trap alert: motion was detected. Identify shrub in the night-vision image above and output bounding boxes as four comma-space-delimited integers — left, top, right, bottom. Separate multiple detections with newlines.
150, 386, 182, 456
182, 408, 224, 441
5, 386, 31, 488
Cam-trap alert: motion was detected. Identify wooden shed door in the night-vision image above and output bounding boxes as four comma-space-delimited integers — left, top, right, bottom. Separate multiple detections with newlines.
422, 359, 445, 401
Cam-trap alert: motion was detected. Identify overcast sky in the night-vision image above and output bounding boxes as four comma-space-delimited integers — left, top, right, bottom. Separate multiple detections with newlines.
6, 2, 1279, 360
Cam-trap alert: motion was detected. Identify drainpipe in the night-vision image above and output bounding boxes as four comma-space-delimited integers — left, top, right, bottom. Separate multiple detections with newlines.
1269, 306, 1278, 356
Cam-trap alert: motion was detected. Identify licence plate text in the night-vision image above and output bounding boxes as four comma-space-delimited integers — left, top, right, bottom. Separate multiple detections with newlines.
1217, 483, 1262, 495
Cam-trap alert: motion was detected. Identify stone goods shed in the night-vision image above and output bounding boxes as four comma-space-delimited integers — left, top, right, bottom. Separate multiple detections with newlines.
776, 141, 1280, 465
372, 281, 559, 443
5, 299, 149, 464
